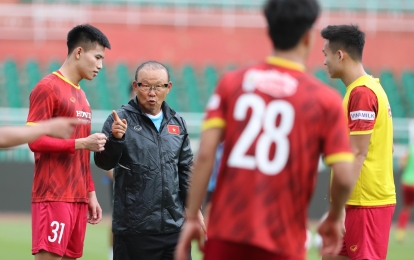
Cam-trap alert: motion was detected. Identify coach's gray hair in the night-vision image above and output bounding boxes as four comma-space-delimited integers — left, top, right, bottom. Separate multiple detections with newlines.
134, 61, 170, 81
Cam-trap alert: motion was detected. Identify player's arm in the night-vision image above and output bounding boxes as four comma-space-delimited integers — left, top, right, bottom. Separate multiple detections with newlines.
94, 111, 127, 171
346, 86, 377, 180
27, 84, 106, 153
319, 91, 356, 255
0, 118, 80, 148
349, 134, 371, 180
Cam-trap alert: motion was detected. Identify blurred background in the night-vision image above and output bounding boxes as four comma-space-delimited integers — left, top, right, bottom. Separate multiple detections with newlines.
0, 0, 413, 259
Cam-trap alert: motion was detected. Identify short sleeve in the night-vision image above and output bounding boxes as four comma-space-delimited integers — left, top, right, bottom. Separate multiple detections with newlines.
322, 93, 354, 165
347, 86, 378, 135
201, 76, 229, 131
27, 84, 57, 124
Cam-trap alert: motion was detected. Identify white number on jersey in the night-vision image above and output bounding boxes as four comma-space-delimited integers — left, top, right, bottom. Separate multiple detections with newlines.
48, 221, 65, 244
227, 93, 295, 175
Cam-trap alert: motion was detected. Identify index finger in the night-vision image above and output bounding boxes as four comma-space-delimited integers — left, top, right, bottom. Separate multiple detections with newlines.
112, 110, 121, 121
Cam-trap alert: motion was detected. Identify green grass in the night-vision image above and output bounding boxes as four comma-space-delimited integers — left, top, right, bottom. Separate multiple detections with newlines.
0, 217, 413, 260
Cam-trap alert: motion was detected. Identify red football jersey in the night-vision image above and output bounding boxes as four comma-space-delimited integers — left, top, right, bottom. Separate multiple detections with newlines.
203, 57, 353, 258
27, 71, 93, 203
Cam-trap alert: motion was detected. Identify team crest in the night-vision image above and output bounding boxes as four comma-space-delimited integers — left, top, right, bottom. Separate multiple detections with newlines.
167, 125, 180, 135
350, 245, 358, 252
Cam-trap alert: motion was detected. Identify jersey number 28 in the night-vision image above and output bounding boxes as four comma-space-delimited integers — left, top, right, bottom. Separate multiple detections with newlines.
228, 93, 295, 175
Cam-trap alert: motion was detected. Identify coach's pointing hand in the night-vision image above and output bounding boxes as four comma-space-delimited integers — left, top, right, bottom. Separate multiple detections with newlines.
111, 110, 128, 139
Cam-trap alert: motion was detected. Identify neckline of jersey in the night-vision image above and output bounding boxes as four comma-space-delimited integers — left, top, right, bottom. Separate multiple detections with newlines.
52, 71, 81, 90
346, 74, 377, 89
266, 56, 305, 72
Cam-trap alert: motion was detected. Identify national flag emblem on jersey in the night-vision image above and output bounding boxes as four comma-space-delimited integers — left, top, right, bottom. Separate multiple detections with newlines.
167, 125, 180, 135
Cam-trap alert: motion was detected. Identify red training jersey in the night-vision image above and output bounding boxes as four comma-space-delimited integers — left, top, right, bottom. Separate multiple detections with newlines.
347, 86, 378, 132
27, 71, 94, 203
202, 57, 354, 258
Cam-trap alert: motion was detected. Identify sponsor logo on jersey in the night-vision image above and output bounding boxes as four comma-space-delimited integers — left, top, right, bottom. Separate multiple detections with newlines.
350, 245, 358, 252
350, 110, 375, 121
167, 125, 180, 135
133, 125, 142, 132
76, 110, 92, 120
242, 69, 298, 97
70, 97, 76, 103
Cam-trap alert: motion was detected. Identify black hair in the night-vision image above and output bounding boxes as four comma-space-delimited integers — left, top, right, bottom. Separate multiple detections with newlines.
321, 24, 365, 61
264, 0, 320, 50
67, 24, 111, 55
135, 61, 170, 82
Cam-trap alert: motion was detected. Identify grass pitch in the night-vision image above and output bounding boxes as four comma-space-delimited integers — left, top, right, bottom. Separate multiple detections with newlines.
0, 215, 413, 260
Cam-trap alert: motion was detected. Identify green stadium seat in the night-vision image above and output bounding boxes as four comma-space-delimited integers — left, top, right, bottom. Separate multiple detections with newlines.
204, 65, 218, 97
401, 71, 414, 115
164, 64, 183, 112
182, 65, 203, 112
4, 59, 23, 108
115, 63, 132, 106
94, 67, 113, 110
313, 68, 330, 84
48, 60, 60, 73
379, 70, 406, 118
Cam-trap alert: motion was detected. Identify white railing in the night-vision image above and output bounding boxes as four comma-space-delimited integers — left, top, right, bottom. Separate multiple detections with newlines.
0, 3, 414, 41
0, 107, 411, 159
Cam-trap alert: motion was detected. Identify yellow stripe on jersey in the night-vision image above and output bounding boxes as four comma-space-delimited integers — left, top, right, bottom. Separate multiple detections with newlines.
325, 153, 354, 165
202, 118, 226, 131
350, 130, 374, 135
266, 56, 305, 72
26, 122, 38, 126
53, 72, 81, 90
343, 75, 396, 206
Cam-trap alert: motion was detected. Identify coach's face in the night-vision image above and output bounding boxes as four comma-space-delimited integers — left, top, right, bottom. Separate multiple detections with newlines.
133, 68, 172, 116
322, 40, 341, 79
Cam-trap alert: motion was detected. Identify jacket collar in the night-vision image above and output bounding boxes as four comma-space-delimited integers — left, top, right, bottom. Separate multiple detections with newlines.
123, 97, 176, 121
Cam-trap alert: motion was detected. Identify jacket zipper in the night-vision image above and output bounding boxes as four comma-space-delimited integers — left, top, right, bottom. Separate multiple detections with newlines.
158, 133, 164, 232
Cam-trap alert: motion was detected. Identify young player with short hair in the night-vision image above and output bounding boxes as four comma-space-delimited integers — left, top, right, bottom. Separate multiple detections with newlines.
27, 24, 111, 260
175, 1, 358, 259
321, 24, 395, 260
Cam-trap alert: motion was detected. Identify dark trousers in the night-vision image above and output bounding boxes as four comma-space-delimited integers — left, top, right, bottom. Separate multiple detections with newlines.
113, 232, 191, 260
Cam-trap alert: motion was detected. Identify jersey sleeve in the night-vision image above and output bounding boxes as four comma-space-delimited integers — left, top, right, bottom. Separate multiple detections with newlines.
27, 84, 57, 123
201, 75, 229, 131
27, 83, 75, 153
322, 93, 354, 165
347, 86, 378, 135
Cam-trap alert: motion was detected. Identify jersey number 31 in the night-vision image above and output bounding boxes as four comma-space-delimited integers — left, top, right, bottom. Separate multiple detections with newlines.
228, 93, 295, 175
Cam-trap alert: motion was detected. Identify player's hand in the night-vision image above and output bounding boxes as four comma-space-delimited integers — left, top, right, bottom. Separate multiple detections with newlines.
174, 218, 204, 260
111, 110, 127, 139
317, 212, 343, 256
198, 210, 207, 234
84, 133, 107, 152
87, 191, 102, 224
41, 117, 84, 139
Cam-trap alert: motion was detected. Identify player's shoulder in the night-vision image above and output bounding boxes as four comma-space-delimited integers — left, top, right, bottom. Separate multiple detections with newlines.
32, 73, 60, 92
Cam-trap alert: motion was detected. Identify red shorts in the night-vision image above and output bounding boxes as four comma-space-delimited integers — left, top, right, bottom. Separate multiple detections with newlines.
339, 205, 395, 260
402, 184, 414, 206
32, 202, 88, 258
204, 238, 304, 260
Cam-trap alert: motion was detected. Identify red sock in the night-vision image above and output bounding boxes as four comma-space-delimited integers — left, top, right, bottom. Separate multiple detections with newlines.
398, 209, 410, 229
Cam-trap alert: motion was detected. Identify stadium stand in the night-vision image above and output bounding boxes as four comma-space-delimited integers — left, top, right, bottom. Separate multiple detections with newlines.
18, 0, 414, 13
1, 58, 413, 116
